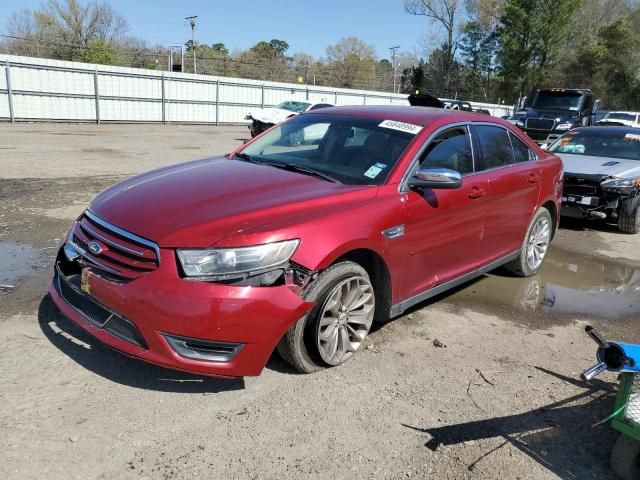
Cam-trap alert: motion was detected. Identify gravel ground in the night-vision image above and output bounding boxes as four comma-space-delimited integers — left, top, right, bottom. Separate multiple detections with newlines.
1, 123, 639, 480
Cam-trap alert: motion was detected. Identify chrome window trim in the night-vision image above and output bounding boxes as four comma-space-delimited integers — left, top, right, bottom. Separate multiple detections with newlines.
85, 210, 161, 264
398, 122, 475, 193
468, 122, 542, 174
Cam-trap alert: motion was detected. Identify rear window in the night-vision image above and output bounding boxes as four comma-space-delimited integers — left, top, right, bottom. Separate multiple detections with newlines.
549, 130, 640, 161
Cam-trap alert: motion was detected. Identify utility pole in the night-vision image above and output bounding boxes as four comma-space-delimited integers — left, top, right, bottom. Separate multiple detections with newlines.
185, 15, 198, 74
389, 45, 400, 94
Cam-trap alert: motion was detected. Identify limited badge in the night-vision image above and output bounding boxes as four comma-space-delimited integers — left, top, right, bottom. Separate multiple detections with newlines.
81, 268, 92, 295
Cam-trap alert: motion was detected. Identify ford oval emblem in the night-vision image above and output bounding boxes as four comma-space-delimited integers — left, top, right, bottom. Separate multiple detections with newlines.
88, 241, 103, 255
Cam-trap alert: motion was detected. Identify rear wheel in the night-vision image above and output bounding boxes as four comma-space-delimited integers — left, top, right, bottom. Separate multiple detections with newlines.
611, 434, 640, 480
277, 262, 375, 373
618, 201, 640, 234
504, 207, 552, 277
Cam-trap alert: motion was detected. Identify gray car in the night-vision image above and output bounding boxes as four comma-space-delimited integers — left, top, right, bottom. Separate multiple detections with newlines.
547, 126, 640, 233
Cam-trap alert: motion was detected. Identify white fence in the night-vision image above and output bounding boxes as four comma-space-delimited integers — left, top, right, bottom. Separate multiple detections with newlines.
0, 55, 512, 124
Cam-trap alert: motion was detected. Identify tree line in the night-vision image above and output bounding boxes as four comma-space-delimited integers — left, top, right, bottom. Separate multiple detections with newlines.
2, 0, 639, 109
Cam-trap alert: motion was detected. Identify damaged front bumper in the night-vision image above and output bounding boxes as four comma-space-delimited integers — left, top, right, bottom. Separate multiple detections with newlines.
561, 173, 640, 220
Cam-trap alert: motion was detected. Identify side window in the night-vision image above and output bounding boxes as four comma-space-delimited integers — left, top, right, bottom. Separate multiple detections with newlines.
418, 127, 474, 175
510, 132, 533, 163
472, 125, 514, 170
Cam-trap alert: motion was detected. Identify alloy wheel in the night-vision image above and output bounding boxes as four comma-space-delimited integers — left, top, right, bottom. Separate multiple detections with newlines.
526, 216, 551, 271
316, 276, 375, 366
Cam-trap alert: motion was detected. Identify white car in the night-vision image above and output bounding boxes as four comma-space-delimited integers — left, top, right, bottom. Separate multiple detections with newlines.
597, 111, 640, 128
245, 100, 333, 137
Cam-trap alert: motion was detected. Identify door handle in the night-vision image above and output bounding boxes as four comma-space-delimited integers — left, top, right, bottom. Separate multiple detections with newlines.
468, 187, 487, 199
528, 173, 540, 184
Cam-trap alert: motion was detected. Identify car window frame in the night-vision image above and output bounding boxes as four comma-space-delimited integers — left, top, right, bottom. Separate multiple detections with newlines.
399, 122, 476, 193
508, 130, 537, 163
470, 122, 537, 173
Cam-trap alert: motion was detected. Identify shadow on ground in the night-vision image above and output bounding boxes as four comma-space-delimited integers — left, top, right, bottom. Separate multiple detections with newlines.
404, 368, 620, 479
38, 294, 245, 393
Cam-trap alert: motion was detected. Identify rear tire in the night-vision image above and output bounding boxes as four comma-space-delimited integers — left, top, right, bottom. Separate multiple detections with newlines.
504, 207, 552, 277
611, 434, 640, 480
618, 201, 640, 234
277, 262, 375, 373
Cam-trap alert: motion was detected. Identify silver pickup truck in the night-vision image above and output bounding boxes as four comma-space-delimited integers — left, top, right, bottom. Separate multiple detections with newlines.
547, 126, 640, 234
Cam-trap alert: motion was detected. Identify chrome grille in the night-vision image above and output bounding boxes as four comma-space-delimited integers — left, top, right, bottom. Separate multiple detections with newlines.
526, 118, 555, 131
70, 211, 160, 281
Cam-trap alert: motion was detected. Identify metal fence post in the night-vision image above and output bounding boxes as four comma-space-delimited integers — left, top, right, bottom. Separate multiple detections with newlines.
93, 69, 100, 124
215, 80, 220, 126
161, 73, 166, 125
334, 91, 338, 105
363, 93, 367, 105
5, 60, 15, 123
261, 84, 265, 108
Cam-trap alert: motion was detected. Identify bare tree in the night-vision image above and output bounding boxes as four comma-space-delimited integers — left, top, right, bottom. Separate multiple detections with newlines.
404, 0, 462, 61
33, 0, 129, 59
325, 37, 377, 88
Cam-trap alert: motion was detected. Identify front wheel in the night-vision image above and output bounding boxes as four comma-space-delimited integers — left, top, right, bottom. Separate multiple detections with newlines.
504, 207, 552, 277
618, 200, 640, 234
277, 262, 375, 373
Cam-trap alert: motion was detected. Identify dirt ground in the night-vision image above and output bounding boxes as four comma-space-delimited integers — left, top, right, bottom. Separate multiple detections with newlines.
1, 123, 639, 480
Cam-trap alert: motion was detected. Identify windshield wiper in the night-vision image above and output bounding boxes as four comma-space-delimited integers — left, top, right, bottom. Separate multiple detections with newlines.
234, 154, 340, 183
234, 152, 259, 163
268, 163, 341, 183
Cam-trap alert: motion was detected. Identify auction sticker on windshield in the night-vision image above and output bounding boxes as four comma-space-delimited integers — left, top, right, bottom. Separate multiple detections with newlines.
379, 120, 423, 135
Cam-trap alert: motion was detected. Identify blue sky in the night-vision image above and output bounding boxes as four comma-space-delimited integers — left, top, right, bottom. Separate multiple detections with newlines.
0, 0, 429, 60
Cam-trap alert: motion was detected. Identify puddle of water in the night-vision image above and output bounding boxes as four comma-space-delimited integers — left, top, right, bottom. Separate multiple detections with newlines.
0, 242, 43, 286
442, 248, 640, 322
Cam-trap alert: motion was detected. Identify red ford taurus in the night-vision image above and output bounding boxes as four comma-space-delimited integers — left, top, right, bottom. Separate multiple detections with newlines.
50, 106, 563, 377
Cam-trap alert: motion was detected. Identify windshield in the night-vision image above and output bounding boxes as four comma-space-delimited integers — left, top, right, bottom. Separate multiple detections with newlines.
236, 114, 417, 185
549, 130, 640, 161
276, 101, 312, 113
605, 112, 637, 122
532, 91, 583, 111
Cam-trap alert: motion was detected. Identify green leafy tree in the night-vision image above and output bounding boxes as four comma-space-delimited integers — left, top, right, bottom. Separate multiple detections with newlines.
495, 0, 582, 98
81, 38, 116, 64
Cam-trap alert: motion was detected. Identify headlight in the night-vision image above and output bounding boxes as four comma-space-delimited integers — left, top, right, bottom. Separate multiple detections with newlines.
555, 122, 575, 131
177, 239, 300, 279
600, 177, 640, 191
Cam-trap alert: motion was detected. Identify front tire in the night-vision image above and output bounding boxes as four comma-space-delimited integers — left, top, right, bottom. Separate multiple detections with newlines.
618, 200, 640, 234
277, 262, 375, 373
505, 207, 552, 277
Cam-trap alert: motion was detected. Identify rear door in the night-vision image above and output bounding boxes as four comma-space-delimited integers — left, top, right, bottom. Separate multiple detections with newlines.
470, 124, 541, 265
401, 125, 488, 299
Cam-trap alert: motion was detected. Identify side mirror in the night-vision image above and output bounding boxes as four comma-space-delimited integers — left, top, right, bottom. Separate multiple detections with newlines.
407, 168, 462, 190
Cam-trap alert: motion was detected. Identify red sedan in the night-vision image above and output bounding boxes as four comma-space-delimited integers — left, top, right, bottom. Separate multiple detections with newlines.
50, 106, 563, 377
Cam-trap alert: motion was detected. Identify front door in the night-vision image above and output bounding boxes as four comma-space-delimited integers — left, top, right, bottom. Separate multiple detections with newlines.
401, 125, 488, 300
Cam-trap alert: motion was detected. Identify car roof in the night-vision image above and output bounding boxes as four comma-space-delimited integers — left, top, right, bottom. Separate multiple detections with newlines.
303, 105, 494, 126
570, 126, 640, 135
605, 111, 640, 115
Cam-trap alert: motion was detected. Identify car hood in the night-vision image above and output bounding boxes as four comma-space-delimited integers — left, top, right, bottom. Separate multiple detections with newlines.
247, 107, 297, 124
558, 153, 640, 178
598, 119, 637, 127
89, 157, 376, 248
